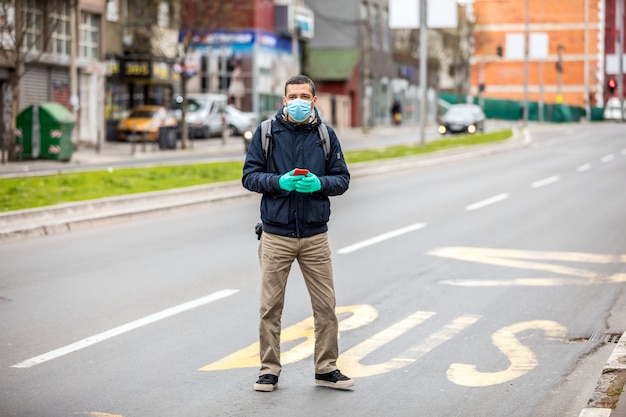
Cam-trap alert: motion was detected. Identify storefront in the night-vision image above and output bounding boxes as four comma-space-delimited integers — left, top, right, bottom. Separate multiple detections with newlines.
184, 30, 296, 118
105, 56, 179, 140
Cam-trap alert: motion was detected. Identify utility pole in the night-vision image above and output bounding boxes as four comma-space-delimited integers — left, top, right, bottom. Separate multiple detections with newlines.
69, 1, 79, 134
556, 44, 564, 100
292, 0, 301, 75
361, 16, 371, 132
419, 0, 427, 145
618, 0, 624, 121
523, 0, 529, 127
584, 0, 590, 121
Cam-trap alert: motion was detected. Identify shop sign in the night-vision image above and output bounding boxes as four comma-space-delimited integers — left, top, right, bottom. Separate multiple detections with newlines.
152, 62, 171, 81
123, 61, 151, 78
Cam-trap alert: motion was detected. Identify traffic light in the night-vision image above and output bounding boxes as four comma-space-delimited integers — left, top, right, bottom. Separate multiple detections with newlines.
607, 78, 617, 94
496, 45, 503, 57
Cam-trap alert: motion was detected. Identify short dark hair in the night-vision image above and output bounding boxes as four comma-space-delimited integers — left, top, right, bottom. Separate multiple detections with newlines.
285, 74, 316, 96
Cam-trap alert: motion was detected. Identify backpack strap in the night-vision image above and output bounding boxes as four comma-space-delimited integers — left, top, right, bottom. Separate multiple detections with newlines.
260, 118, 274, 159
317, 122, 331, 161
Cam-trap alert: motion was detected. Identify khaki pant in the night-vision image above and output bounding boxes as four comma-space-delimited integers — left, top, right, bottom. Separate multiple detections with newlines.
257, 231, 338, 376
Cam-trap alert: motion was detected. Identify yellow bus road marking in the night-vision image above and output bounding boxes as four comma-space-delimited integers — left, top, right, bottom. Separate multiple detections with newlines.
447, 320, 567, 387
337, 311, 437, 377
201, 305, 567, 387
431, 247, 626, 287
200, 304, 377, 371
339, 314, 481, 378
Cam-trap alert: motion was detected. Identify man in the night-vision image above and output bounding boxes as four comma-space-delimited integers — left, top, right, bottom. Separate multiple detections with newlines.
242, 75, 353, 392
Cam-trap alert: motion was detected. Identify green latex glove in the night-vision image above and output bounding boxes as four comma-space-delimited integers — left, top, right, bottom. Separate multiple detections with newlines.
295, 173, 322, 193
279, 169, 301, 192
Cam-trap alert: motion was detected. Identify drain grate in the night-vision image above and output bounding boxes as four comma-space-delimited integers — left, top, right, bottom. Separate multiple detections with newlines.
590, 332, 623, 344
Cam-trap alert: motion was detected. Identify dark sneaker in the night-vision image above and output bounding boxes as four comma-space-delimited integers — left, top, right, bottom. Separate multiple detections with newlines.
315, 369, 355, 390
254, 374, 278, 392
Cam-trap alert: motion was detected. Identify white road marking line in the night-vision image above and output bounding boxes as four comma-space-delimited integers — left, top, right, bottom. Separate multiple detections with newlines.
531, 175, 560, 188
465, 193, 509, 211
11, 289, 239, 369
601, 154, 615, 163
577, 163, 591, 172
337, 223, 427, 254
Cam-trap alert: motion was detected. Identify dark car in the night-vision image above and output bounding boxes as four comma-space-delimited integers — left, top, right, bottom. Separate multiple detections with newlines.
438, 104, 486, 135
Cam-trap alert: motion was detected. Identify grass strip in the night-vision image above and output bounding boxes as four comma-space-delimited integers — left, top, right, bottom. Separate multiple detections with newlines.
1, 129, 512, 212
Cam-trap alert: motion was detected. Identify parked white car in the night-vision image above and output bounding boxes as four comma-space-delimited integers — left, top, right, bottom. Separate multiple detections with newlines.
225, 105, 257, 136
603, 98, 625, 121
173, 94, 228, 138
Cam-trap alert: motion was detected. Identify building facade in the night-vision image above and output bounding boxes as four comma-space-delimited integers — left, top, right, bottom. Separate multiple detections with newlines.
304, 0, 422, 128
104, 0, 181, 140
1, 0, 108, 150
470, 0, 603, 110
180, 0, 310, 119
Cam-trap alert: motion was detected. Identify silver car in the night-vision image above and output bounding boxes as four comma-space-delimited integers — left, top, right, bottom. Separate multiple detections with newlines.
225, 105, 257, 136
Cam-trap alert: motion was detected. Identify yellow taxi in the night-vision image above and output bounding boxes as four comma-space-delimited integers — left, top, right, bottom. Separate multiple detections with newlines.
116, 105, 178, 141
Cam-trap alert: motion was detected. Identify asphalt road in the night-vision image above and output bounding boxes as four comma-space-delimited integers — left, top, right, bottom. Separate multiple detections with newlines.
1, 123, 625, 417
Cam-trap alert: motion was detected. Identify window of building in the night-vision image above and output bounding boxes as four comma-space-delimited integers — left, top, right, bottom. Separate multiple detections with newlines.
157, 1, 170, 28
106, 0, 119, 22
50, 1, 70, 56
382, 7, 390, 52
21, 0, 43, 52
360, 1, 368, 40
80, 12, 100, 59
0, 5, 14, 49
370, 3, 380, 50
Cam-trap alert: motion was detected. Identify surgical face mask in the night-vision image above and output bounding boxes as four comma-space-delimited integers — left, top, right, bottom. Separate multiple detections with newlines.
286, 98, 312, 122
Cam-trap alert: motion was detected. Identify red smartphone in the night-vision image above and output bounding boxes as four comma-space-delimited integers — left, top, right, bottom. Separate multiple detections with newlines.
293, 168, 309, 176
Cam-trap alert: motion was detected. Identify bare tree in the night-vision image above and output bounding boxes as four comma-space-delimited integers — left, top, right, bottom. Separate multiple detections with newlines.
0, 0, 76, 163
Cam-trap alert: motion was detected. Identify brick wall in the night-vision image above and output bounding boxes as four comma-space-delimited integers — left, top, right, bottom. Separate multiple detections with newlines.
471, 0, 602, 107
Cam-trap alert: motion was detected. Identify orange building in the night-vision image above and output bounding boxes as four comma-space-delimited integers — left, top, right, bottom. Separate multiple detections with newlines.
470, 0, 602, 108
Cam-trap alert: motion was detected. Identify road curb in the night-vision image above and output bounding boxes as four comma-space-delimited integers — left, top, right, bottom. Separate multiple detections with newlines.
579, 332, 626, 416
0, 181, 253, 241
0, 130, 527, 242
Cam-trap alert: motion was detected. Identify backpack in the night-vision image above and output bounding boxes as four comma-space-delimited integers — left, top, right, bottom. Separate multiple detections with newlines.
260, 118, 331, 162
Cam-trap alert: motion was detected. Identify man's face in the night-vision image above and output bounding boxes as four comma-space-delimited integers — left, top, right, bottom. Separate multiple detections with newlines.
283, 83, 317, 107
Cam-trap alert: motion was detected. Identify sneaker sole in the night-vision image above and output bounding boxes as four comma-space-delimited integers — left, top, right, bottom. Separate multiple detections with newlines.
315, 379, 355, 390
254, 382, 277, 392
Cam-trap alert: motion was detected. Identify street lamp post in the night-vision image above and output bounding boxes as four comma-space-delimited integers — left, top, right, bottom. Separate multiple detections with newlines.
523, 0, 529, 127
419, 0, 427, 145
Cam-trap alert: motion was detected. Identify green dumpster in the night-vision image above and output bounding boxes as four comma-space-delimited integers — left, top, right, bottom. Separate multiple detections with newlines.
16, 103, 76, 161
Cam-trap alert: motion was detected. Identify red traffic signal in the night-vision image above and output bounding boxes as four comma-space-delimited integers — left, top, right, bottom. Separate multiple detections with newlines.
607, 79, 617, 94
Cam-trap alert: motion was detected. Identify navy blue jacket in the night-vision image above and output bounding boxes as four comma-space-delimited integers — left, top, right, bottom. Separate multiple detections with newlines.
242, 108, 350, 238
